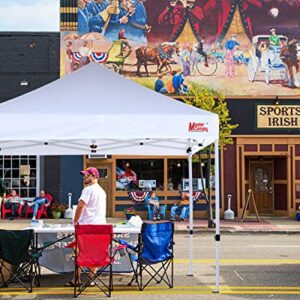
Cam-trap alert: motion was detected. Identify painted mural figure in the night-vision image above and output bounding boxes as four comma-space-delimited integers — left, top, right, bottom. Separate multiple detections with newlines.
197, 36, 208, 66
154, 73, 167, 94
104, 0, 149, 44
269, 28, 281, 47
65, 41, 74, 74
224, 33, 240, 78
117, 29, 132, 57
79, 41, 91, 67
86, 0, 109, 33
158, 0, 208, 42
78, 0, 90, 35
121, 0, 150, 44
104, 1, 129, 41
172, 67, 188, 95
280, 38, 300, 88
79, 0, 122, 35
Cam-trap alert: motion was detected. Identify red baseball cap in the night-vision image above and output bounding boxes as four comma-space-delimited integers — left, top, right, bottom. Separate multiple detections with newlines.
80, 167, 99, 179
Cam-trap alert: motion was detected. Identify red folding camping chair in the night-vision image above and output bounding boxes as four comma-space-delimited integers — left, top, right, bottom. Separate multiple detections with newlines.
73, 224, 114, 297
24, 194, 53, 219
1, 193, 23, 219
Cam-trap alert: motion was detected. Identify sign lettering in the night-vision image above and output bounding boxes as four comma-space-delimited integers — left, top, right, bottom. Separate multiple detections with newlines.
257, 105, 300, 128
188, 122, 209, 132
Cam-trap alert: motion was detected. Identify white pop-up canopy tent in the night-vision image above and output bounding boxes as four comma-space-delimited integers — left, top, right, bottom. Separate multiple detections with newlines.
0, 63, 220, 290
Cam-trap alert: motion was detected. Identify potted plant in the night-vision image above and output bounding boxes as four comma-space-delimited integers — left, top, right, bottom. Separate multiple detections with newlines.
50, 201, 66, 219
124, 207, 136, 220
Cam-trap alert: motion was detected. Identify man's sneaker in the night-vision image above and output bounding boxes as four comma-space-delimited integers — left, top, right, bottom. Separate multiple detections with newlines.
157, 216, 161, 220
152, 216, 157, 221
31, 216, 36, 221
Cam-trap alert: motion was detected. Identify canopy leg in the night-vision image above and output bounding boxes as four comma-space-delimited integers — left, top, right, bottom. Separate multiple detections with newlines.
214, 140, 220, 293
188, 139, 193, 276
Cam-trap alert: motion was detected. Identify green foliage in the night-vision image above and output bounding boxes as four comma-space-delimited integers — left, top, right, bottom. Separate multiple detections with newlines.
184, 82, 238, 150
50, 201, 66, 213
124, 207, 136, 214
132, 78, 155, 90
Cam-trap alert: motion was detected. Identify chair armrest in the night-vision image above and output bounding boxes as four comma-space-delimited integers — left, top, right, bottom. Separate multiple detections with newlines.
113, 238, 141, 252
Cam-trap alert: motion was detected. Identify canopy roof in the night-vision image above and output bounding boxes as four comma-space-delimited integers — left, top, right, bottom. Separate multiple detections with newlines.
0, 63, 218, 155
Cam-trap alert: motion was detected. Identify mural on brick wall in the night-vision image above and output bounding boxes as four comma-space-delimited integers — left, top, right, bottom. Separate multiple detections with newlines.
60, 0, 300, 97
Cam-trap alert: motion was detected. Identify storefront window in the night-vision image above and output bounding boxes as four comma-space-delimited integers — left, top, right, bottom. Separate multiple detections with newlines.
167, 159, 215, 191
0, 156, 37, 197
255, 167, 269, 192
116, 159, 163, 191
167, 159, 188, 191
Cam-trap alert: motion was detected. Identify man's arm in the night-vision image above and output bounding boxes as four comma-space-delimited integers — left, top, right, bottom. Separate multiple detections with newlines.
73, 200, 86, 225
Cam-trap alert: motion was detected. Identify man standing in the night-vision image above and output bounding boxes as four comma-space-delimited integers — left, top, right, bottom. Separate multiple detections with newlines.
65, 167, 106, 287
73, 167, 106, 225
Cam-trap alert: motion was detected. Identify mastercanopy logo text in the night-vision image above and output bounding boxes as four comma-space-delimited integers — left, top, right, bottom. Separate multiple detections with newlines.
188, 122, 209, 132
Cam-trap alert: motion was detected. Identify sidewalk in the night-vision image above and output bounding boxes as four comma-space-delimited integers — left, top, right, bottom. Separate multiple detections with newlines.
174, 216, 300, 234
1, 216, 300, 234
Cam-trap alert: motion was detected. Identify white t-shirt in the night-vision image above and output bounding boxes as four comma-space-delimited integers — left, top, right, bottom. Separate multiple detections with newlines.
78, 183, 106, 225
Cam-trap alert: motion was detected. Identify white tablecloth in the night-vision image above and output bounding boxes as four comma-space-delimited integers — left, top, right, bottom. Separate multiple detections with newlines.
24, 224, 140, 273
24, 224, 140, 234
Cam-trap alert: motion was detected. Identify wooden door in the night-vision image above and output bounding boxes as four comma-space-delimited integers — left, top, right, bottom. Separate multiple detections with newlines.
249, 162, 273, 214
87, 162, 112, 217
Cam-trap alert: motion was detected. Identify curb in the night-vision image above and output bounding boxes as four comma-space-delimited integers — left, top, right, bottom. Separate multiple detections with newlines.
174, 228, 300, 235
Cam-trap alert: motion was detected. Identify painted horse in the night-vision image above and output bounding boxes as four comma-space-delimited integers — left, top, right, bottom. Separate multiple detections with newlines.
135, 42, 180, 77
280, 39, 300, 88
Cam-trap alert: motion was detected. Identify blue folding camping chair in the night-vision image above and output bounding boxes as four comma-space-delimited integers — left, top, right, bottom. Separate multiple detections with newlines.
117, 221, 174, 290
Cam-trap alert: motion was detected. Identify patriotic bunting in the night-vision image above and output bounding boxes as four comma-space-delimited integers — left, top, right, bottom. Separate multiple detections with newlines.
71, 52, 108, 64
128, 191, 150, 204
179, 190, 205, 201
71, 52, 81, 62
89, 52, 108, 63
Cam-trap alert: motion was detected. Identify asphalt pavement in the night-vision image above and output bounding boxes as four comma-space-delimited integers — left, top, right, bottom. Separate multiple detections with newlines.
1, 217, 300, 299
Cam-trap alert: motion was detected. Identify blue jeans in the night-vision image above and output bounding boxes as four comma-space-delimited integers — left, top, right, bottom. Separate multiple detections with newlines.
32, 199, 48, 217
170, 205, 188, 220
151, 203, 160, 218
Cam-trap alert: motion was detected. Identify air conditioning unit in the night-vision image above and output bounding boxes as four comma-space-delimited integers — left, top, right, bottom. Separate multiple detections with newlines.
88, 154, 108, 159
